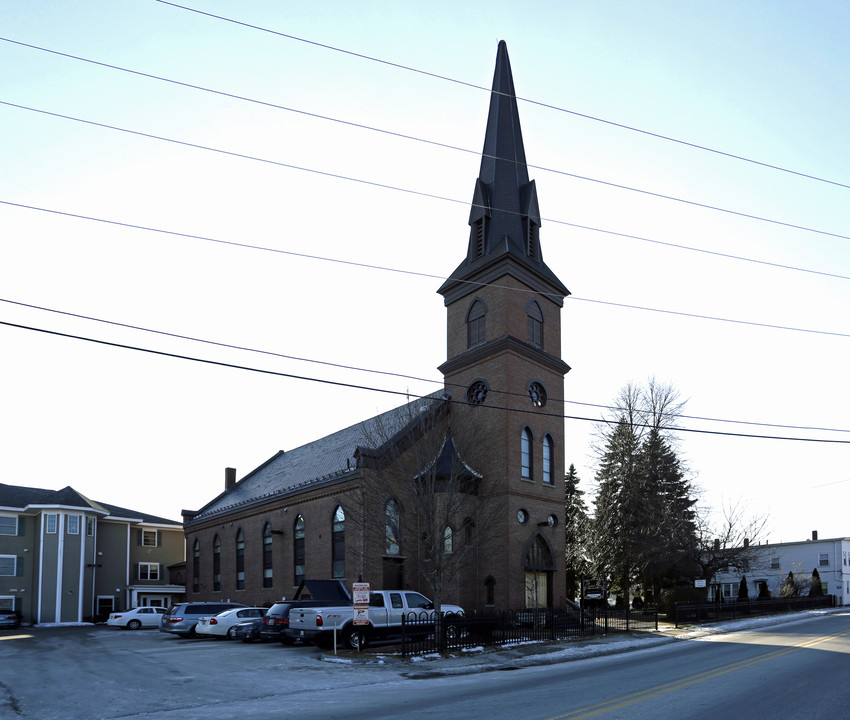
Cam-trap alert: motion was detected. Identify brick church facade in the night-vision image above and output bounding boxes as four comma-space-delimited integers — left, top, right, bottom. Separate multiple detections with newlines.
183, 41, 571, 613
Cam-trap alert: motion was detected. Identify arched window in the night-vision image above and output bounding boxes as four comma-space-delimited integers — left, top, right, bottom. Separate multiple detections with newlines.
385, 500, 400, 555
543, 434, 554, 486
235, 529, 245, 590
293, 515, 305, 586
332, 506, 345, 579
192, 539, 200, 594
521, 427, 533, 480
443, 526, 454, 554
262, 523, 273, 589
463, 517, 475, 546
466, 299, 487, 348
484, 575, 496, 607
212, 535, 221, 592
527, 299, 543, 348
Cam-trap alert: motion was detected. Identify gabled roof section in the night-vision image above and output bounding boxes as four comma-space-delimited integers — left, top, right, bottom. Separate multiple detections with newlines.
439, 41, 569, 305
187, 392, 449, 524
0, 483, 180, 525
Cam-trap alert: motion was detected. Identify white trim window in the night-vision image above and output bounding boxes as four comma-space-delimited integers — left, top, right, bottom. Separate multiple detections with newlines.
138, 562, 160, 581
141, 530, 157, 547
86, 518, 95, 537
45, 513, 57, 534
0, 515, 16, 535
0, 596, 14, 613
819, 553, 829, 567
67, 515, 80, 535
0, 556, 15, 577
721, 582, 739, 600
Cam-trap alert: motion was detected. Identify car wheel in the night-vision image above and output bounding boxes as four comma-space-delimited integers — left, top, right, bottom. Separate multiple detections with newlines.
343, 626, 369, 651
226, 627, 235, 639
127, 620, 142, 630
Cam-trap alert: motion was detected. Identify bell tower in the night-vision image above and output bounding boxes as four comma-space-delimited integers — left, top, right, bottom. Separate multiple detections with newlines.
438, 41, 570, 611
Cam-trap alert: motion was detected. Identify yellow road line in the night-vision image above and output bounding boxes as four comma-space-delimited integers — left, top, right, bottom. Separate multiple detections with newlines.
545, 627, 850, 720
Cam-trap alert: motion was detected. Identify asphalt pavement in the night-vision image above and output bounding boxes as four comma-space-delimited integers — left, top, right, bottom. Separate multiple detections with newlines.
324, 607, 847, 677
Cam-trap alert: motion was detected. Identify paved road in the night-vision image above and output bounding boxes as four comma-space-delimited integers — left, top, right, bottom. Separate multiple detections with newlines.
2, 611, 849, 719
276, 610, 850, 720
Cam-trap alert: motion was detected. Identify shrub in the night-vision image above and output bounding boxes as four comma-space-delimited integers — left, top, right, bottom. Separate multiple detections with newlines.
658, 585, 705, 618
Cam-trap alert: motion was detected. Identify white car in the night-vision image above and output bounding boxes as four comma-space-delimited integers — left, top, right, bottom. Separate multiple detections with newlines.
195, 607, 267, 638
106, 607, 167, 630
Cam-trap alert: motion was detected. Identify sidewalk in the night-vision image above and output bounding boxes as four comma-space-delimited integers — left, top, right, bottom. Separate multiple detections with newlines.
320, 607, 845, 677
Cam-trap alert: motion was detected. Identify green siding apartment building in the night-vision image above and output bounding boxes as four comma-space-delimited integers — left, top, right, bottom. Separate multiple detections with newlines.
0, 484, 184, 625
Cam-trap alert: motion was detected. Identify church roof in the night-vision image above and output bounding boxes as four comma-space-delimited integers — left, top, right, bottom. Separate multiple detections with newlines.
0, 482, 180, 525
187, 393, 448, 523
439, 41, 568, 303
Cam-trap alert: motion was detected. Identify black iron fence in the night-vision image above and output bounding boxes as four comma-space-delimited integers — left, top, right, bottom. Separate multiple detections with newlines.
674, 594, 836, 628
400, 606, 658, 657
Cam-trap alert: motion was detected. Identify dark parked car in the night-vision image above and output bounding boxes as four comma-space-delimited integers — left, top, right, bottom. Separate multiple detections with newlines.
233, 618, 265, 642
261, 579, 352, 644
159, 602, 247, 637
0, 612, 20, 629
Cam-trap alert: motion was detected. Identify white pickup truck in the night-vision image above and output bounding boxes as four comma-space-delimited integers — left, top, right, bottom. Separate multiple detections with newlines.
286, 589, 464, 650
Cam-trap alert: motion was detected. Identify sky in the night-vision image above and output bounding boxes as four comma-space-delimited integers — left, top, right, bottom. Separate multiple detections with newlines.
1, 1, 848, 545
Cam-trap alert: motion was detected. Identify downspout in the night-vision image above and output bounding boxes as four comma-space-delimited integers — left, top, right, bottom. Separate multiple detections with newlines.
37, 512, 45, 624
90, 518, 97, 617
126, 524, 131, 610
56, 513, 65, 623
77, 515, 85, 621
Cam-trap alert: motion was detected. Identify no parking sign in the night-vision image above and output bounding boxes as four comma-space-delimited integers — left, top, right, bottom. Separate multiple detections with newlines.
352, 582, 370, 625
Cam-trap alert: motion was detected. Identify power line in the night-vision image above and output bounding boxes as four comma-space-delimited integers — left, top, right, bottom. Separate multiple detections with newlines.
3, 295, 848, 436
155, 0, 850, 193
3, 100, 850, 281
3, 198, 850, 340
1, 51, 848, 243
2, 317, 848, 445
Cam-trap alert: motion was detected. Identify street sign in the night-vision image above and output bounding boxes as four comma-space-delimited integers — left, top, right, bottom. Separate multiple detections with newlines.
352, 582, 370, 626
694, 579, 707, 588
352, 583, 370, 606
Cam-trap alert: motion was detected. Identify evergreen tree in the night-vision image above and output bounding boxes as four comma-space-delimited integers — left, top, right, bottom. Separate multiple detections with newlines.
738, 575, 749, 601
810, 568, 824, 596
592, 407, 652, 603
780, 571, 796, 597
592, 380, 696, 604
637, 426, 698, 598
564, 464, 590, 600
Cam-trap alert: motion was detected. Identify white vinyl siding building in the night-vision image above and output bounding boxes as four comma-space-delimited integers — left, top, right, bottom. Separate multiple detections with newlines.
713, 533, 849, 605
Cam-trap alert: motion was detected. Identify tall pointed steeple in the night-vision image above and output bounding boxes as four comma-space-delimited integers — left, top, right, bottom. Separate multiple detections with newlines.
439, 41, 568, 303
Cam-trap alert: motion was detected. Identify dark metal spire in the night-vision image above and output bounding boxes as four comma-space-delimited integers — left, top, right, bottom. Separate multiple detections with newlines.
474, 40, 530, 246
439, 41, 568, 302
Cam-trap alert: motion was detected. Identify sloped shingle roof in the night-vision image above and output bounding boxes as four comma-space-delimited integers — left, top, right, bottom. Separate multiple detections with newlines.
190, 394, 446, 523
0, 483, 180, 526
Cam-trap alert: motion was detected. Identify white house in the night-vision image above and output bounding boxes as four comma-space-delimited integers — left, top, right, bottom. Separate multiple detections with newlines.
713, 532, 849, 605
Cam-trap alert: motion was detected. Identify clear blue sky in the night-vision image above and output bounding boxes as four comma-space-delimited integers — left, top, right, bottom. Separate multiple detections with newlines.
1, 1, 848, 544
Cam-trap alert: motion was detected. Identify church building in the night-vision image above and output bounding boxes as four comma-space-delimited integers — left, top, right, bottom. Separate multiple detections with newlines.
182, 41, 570, 613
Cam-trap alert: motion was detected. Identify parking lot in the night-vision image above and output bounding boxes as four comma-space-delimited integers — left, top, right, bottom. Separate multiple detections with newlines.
0, 624, 378, 719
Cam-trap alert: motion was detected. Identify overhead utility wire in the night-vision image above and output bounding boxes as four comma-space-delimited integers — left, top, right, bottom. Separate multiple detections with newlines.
2, 317, 848, 445
4, 101, 850, 279
4, 98, 848, 246
155, 0, 850, 192
1, 43, 847, 244
4, 198, 850, 340
4, 295, 847, 437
